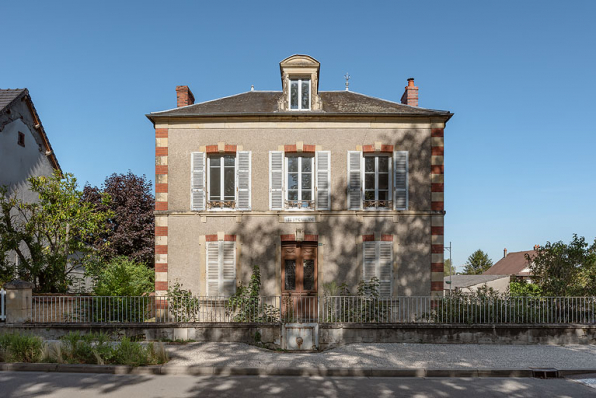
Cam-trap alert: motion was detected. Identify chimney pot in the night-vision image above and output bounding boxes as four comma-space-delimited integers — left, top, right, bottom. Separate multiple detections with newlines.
401, 78, 419, 107
176, 85, 195, 108
534, 245, 539, 251
504, 248, 508, 258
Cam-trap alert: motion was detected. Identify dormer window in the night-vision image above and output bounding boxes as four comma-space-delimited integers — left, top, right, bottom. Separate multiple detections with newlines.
290, 79, 310, 110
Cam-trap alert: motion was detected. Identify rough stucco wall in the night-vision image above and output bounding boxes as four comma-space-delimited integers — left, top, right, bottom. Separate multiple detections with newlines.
162, 121, 435, 297
167, 126, 431, 212
167, 214, 431, 297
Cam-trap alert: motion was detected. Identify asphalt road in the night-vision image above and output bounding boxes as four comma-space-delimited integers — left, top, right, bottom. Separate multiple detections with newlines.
1, 372, 595, 398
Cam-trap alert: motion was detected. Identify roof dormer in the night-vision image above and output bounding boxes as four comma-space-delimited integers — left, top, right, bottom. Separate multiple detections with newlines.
278, 55, 322, 111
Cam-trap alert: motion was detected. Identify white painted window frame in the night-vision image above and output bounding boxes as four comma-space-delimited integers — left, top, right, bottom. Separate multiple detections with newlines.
285, 155, 314, 211
362, 154, 393, 211
289, 78, 311, 110
363, 241, 393, 297
207, 154, 237, 211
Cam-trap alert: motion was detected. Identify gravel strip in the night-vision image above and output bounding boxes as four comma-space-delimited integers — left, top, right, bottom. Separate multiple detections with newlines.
165, 343, 596, 370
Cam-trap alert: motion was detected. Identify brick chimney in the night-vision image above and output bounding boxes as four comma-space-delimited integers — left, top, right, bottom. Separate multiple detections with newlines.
400, 78, 418, 107
176, 85, 195, 107
504, 248, 508, 258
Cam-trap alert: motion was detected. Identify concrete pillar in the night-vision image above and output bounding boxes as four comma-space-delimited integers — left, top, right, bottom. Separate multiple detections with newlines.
3, 280, 34, 323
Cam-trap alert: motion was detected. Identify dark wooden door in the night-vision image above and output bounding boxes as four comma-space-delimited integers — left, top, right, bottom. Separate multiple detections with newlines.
281, 242, 318, 322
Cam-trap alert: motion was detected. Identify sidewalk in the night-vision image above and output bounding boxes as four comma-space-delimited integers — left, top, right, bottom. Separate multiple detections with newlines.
165, 342, 596, 371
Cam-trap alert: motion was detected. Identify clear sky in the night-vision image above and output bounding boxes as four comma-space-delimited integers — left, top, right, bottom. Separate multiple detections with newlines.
3, 1, 595, 271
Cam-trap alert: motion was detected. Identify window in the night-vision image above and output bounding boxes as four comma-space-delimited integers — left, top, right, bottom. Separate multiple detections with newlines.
347, 151, 408, 211
286, 156, 313, 209
17, 132, 25, 147
364, 156, 391, 209
269, 151, 330, 210
206, 241, 236, 296
363, 241, 393, 297
191, 151, 251, 211
208, 155, 235, 209
289, 78, 310, 110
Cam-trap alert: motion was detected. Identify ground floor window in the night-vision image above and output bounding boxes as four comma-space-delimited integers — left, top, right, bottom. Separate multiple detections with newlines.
206, 241, 236, 296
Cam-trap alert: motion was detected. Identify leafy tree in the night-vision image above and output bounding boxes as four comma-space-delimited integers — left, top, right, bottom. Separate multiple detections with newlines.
0, 172, 111, 292
509, 280, 543, 297
444, 258, 456, 276
82, 172, 154, 267
462, 249, 493, 275
529, 235, 596, 296
93, 256, 154, 296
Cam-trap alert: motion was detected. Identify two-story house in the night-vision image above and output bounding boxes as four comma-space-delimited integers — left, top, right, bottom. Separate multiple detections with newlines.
147, 55, 452, 302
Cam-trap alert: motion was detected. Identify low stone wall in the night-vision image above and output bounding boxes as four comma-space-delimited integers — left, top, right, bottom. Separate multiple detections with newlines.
319, 323, 596, 349
1, 323, 595, 350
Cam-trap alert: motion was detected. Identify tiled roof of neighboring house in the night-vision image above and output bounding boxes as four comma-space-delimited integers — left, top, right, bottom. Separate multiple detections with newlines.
147, 91, 453, 118
0, 88, 61, 171
483, 250, 536, 276
444, 274, 509, 290
0, 88, 27, 111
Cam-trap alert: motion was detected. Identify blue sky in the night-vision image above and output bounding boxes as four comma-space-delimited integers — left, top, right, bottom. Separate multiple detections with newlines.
3, 1, 595, 270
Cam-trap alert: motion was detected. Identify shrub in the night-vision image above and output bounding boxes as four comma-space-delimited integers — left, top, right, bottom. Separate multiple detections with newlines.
226, 265, 280, 322
93, 256, 154, 297
166, 282, 200, 322
0, 333, 44, 362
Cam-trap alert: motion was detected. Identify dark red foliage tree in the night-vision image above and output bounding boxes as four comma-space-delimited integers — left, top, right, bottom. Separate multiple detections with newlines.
82, 172, 154, 267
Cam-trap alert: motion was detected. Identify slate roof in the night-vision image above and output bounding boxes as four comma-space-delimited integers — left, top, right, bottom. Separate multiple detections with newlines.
444, 274, 509, 290
483, 250, 536, 276
147, 91, 452, 119
0, 88, 27, 111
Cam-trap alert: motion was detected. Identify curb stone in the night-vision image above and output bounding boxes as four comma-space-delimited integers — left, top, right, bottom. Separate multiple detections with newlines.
1, 363, 596, 378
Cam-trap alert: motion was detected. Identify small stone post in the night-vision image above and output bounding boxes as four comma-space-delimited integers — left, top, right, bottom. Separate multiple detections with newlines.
3, 280, 34, 323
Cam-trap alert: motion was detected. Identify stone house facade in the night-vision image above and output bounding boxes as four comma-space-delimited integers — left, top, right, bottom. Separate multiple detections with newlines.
147, 55, 452, 300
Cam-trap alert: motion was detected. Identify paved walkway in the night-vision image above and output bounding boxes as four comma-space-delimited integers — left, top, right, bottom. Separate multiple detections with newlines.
165, 343, 596, 370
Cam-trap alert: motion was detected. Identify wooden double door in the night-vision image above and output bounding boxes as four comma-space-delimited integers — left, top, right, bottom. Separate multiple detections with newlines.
281, 242, 318, 321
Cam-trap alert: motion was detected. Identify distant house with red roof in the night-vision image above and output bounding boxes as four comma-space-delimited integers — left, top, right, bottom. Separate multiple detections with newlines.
483, 248, 537, 281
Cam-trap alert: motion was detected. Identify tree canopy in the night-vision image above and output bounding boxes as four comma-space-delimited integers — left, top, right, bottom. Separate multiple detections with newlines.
462, 249, 493, 275
82, 172, 154, 268
0, 172, 111, 292
529, 234, 596, 296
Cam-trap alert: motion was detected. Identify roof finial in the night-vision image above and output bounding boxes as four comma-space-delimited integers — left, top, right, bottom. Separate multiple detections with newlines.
251, 85, 254, 91
344, 72, 351, 91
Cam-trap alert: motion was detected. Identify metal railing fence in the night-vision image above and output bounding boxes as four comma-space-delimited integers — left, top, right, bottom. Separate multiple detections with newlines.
30, 295, 596, 325
0, 288, 5, 321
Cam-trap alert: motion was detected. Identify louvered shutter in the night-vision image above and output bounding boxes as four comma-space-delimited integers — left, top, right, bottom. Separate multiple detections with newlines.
363, 242, 377, 281
206, 242, 220, 296
269, 151, 284, 210
315, 151, 331, 210
347, 151, 362, 210
236, 151, 251, 210
393, 151, 408, 210
222, 242, 236, 296
191, 152, 206, 211
378, 241, 393, 297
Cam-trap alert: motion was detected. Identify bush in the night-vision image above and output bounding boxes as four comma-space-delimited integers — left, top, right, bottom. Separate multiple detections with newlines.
0, 333, 44, 362
93, 256, 154, 296
321, 277, 393, 322
509, 280, 543, 297
166, 282, 200, 322
226, 265, 280, 322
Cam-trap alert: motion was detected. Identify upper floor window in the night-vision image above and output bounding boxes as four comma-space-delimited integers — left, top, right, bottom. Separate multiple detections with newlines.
191, 151, 251, 211
270, 150, 330, 211
208, 155, 235, 209
364, 155, 391, 209
347, 150, 408, 211
290, 79, 310, 110
286, 156, 314, 209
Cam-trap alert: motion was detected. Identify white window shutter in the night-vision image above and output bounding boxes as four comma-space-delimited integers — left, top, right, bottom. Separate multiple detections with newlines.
222, 242, 236, 296
236, 151, 251, 210
269, 151, 284, 210
363, 242, 377, 281
315, 151, 331, 210
206, 241, 220, 296
347, 151, 362, 210
378, 241, 393, 297
393, 151, 408, 210
191, 152, 206, 211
